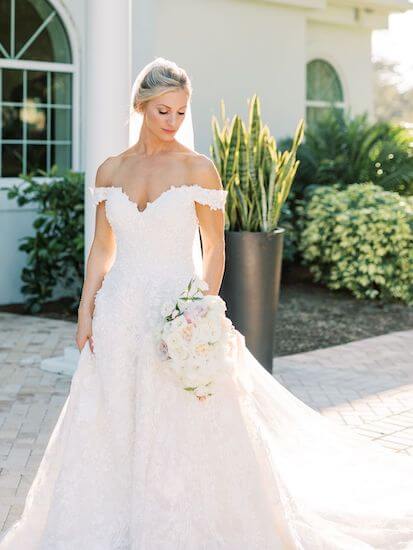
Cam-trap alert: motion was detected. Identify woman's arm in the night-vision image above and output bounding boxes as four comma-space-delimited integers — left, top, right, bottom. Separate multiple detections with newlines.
193, 157, 226, 296
76, 158, 117, 351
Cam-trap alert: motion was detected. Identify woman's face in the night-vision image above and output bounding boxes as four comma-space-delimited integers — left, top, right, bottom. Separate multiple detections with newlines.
142, 88, 190, 142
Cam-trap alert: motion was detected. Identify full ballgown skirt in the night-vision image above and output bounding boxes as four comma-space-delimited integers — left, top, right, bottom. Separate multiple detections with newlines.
1, 183, 412, 550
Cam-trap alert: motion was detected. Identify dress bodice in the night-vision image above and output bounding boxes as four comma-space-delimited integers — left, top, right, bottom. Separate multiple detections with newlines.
89, 183, 228, 326
89, 183, 227, 271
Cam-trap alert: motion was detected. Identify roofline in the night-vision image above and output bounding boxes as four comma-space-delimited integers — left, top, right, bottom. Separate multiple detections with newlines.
329, 0, 411, 13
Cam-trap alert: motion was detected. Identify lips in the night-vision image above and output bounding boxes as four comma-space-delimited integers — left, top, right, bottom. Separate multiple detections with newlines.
162, 128, 175, 134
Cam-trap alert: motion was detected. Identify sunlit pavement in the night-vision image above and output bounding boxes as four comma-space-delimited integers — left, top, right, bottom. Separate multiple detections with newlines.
0, 312, 412, 532
274, 329, 413, 456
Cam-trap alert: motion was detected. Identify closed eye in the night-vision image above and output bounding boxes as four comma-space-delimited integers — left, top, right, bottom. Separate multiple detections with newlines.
159, 111, 186, 116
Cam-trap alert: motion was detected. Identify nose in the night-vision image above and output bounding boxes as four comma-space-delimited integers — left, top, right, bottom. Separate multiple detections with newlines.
166, 113, 177, 127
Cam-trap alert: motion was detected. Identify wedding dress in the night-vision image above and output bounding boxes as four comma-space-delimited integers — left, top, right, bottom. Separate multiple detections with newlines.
1, 181, 413, 550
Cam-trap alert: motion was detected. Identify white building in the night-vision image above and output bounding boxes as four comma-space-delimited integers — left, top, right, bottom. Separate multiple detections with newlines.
0, 0, 410, 304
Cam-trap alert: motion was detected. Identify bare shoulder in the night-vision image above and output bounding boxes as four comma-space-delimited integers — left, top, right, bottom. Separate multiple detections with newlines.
95, 156, 122, 188
189, 153, 224, 191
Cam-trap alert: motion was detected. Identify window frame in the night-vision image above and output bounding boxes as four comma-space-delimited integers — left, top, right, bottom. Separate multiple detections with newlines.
305, 58, 346, 123
0, 0, 78, 183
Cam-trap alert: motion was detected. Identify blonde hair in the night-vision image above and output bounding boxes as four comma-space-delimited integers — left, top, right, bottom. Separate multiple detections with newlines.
131, 57, 192, 115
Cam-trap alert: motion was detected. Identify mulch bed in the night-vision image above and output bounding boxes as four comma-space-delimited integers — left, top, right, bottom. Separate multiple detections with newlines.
275, 265, 413, 356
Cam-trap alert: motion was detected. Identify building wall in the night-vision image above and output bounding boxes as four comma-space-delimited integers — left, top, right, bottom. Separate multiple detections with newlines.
307, 20, 374, 119
151, 0, 307, 150
0, 0, 388, 304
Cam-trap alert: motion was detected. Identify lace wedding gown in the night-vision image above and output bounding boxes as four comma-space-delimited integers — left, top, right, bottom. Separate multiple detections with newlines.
1, 183, 413, 550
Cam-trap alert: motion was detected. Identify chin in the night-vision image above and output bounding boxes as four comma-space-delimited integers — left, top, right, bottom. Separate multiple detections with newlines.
161, 133, 175, 141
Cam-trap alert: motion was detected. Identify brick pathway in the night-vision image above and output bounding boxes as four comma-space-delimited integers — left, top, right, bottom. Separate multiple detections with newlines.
0, 312, 412, 532
274, 329, 413, 456
0, 313, 73, 532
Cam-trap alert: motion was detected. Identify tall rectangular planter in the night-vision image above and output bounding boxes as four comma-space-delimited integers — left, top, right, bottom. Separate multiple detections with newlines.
220, 229, 284, 373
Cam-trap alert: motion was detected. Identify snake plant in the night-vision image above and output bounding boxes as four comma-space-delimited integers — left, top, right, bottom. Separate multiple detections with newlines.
210, 94, 304, 232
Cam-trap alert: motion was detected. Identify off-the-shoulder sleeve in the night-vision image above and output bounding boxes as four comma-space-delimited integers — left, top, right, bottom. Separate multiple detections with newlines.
89, 186, 110, 206
191, 184, 228, 211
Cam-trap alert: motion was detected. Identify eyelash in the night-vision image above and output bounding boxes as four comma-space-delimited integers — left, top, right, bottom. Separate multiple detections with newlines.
159, 111, 185, 116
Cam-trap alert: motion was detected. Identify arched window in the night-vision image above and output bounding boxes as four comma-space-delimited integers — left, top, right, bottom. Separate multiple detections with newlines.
306, 59, 344, 127
0, 0, 73, 177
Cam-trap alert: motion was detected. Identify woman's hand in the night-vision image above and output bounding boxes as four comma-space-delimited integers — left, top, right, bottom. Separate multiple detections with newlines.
76, 309, 94, 353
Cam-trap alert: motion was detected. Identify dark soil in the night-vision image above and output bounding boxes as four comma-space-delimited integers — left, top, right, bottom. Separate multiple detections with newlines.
0, 297, 77, 322
275, 265, 413, 356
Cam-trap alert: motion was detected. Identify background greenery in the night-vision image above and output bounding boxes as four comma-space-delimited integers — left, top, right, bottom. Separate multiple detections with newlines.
279, 108, 413, 264
297, 183, 413, 305
1, 169, 84, 313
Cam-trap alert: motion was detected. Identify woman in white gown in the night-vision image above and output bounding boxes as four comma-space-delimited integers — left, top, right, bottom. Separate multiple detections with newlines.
1, 57, 413, 550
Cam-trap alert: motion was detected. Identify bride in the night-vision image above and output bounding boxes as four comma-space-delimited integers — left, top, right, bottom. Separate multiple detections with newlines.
1, 57, 413, 550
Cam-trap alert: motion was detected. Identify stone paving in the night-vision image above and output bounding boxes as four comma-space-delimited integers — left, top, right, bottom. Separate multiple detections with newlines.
0, 311, 412, 533
274, 329, 413, 456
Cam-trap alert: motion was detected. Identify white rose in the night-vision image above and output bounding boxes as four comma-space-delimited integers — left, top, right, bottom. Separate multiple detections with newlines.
164, 333, 190, 361
207, 316, 224, 343
180, 322, 194, 341
190, 322, 211, 346
193, 342, 211, 357
192, 314, 222, 344
210, 296, 227, 314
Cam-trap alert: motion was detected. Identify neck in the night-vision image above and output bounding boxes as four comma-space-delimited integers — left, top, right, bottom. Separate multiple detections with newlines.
133, 123, 177, 156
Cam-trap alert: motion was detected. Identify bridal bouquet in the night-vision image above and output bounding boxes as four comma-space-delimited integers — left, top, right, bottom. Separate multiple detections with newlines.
155, 276, 237, 401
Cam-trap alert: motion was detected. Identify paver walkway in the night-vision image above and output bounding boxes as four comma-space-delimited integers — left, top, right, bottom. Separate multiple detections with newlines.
0, 312, 412, 533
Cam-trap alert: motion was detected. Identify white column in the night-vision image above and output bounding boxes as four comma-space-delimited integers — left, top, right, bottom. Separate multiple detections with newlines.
84, 0, 132, 258
42, 0, 132, 376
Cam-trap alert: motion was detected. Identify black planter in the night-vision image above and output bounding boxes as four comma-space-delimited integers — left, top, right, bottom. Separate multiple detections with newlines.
220, 229, 284, 373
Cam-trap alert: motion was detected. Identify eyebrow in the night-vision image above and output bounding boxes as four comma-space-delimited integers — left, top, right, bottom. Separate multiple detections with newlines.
156, 104, 187, 109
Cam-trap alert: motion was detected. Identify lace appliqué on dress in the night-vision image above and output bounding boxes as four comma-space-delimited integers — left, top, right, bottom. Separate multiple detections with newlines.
88, 184, 228, 211
190, 184, 228, 211
89, 186, 109, 206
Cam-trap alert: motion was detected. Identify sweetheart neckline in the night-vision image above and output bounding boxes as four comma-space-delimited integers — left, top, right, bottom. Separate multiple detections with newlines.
99, 183, 227, 214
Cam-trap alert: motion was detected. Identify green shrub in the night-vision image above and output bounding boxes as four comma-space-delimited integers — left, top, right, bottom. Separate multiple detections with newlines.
1, 169, 85, 313
278, 110, 413, 264
297, 183, 413, 305
293, 109, 413, 196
